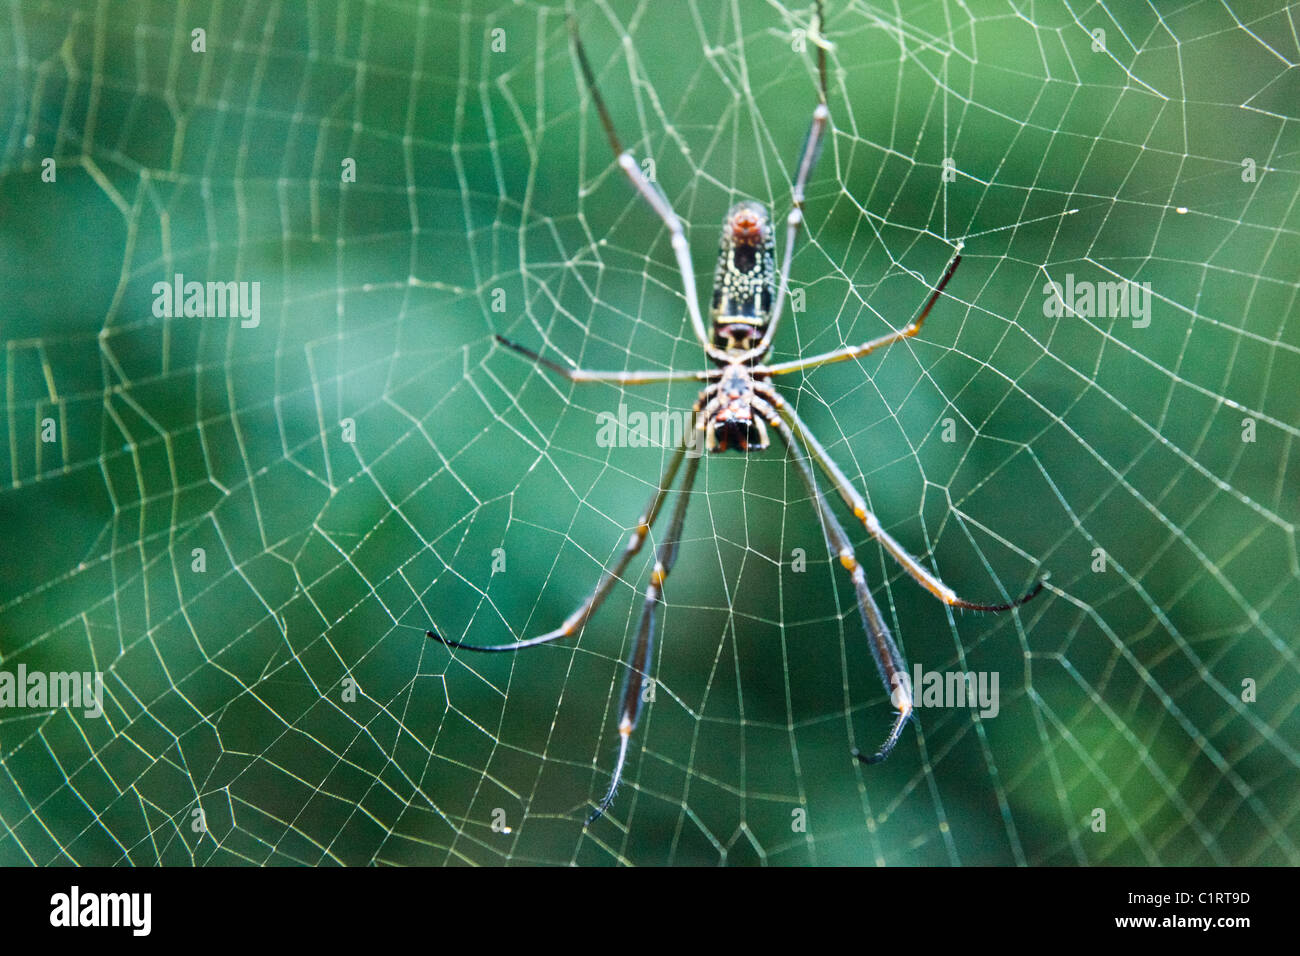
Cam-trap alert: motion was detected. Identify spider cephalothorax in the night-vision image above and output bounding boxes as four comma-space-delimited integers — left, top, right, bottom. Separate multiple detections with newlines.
430, 1, 1043, 826
696, 363, 781, 453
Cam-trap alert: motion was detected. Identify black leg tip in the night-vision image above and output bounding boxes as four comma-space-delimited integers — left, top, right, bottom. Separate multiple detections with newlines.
952, 575, 1048, 613
999, 575, 1047, 609
851, 747, 887, 765
427, 630, 464, 650
584, 804, 610, 828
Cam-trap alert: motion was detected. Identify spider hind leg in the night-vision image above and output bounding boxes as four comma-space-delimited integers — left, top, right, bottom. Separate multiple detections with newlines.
952, 577, 1045, 612
852, 703, 914, 765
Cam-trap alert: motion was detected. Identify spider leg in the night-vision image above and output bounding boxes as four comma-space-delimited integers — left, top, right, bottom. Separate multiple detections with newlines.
750, 0, 830, 361
570, 17, 720, 358
761, 245, 963, 377
427, 441, 690, 653
779, 398, 1044, 612
494, 335, 716, 385
770, 414, 913, 764
588, 450, 701, 825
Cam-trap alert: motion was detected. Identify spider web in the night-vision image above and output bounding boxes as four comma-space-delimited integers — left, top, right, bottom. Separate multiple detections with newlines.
1, 0, 1297, 866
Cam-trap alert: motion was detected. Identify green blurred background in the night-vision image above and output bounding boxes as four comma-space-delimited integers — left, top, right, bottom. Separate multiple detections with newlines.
0, 0, 1296, 865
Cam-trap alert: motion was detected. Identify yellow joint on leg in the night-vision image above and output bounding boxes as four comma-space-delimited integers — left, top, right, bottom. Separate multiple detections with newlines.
618, 717, 633, 736
889, 673, 913, 713
650, 562, 667, 586
838, 549, 858, 572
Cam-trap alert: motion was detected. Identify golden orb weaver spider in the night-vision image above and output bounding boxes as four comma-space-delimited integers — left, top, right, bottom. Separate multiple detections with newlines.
429, 1, 1044, 825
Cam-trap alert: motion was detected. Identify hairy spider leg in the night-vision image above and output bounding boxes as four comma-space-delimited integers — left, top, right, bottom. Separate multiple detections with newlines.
771, 414, 913, 763
569, 15, 720, 359
780, 399, 1044, 613
588, 450, 701, 824
762, 245, 964, 377
747, 0, 832, 364
492, 335, 717, 386
427, 441, 690, 653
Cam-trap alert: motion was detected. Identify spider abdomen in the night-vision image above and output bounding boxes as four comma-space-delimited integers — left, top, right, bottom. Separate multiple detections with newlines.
710, 201, 775, 352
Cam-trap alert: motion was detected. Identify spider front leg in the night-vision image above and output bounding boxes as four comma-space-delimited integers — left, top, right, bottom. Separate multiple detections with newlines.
762, 245, 964, 376
427, 440, 690, 653
493, 335, 715, 386
780, 398, 1044, 612
426, 438, 700, 824
589, 450, 702, 824
769, 414, 913, 764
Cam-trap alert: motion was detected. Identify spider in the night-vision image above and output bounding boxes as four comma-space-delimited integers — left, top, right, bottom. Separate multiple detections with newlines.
429, 1, 1043, 825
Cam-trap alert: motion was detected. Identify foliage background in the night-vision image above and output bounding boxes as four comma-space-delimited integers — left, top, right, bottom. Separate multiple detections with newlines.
0, 0, 1296, 865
